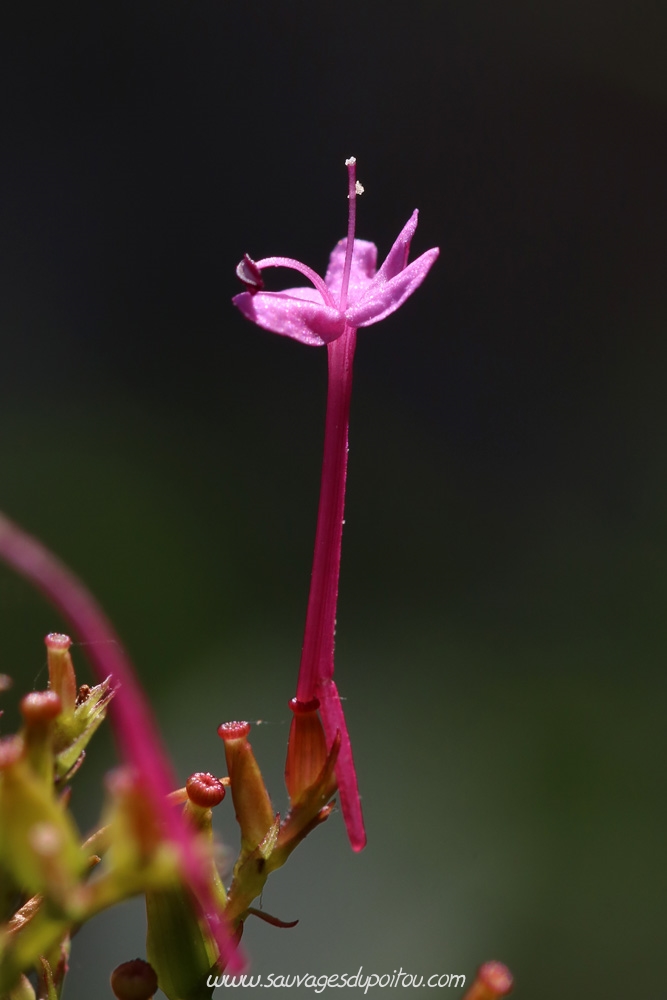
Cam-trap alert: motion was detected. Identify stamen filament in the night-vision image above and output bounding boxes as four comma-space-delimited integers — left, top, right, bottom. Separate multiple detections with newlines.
254, 256, 337, 308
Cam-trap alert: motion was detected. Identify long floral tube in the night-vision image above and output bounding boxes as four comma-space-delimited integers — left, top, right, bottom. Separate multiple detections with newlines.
234, 158, 439, 853
0, 512, 243, 974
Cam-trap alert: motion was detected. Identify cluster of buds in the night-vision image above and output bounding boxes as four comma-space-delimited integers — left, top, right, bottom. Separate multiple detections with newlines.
0, 635, 115, 998
0, 631, 344, 999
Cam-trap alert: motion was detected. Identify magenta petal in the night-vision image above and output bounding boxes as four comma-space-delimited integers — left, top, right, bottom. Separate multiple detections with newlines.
233, 290, 345, 346
347, 247, 440, 328
374, 210, 419, 283
317, 678, 366, 852
324, 239, 378, 304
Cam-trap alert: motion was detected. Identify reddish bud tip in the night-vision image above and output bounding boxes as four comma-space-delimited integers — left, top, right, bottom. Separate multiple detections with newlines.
289, 697, 320, 714
236, 254, 264, 293
218, 721, 251, 741
110, 958, 158, 1000
463, 961, 513, 1000
186, 772, 226, 808
20, 690, 62, 725
44, 633, 72, 651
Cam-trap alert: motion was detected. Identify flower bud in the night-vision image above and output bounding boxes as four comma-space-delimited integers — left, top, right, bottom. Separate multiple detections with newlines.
462, 962, 513, 1000
103, 768, 165, 872
0, 736, 86, 902
186, 772, 226, 811
20, 690, 62, 784
110, 959, 158, 1000
284, 698, 327, 804
144, 773, 229, 1000
218, 722, 274, 855
183, 772, 228, 906
20, 691, 62, 725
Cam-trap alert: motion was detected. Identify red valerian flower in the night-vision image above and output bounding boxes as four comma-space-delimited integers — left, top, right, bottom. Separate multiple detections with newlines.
233, 167, 438, 347
234, 160, 439, 852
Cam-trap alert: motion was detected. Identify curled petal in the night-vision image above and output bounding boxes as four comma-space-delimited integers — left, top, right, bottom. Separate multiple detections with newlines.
316, 679, 366, 852
233, 290, 345, 347
347, 247, 440, 328
324, 240, 378, 304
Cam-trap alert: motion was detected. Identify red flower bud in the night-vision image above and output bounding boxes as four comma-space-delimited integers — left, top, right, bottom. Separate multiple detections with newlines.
186, 772, 226, 809
218, 721, 274, 853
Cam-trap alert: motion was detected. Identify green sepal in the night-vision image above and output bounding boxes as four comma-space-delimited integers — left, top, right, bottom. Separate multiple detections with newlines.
52, 677, 114, 782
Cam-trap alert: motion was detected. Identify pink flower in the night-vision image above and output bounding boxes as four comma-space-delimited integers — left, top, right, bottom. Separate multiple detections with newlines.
233, 190, 438, 348
234, 159, 439, 852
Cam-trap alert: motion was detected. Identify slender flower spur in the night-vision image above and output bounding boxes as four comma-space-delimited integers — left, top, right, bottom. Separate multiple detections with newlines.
234, 159, 439, 851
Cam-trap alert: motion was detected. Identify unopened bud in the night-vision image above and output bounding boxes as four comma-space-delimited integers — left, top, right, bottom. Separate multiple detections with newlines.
462, 962, 513, 1000
218, 721, 274, 853
186, 772, 226, 810
110, 958, 158, 1000
285, 697, 327, 804
21, 691, 62, 725
184, 772, 226, 835
0, 740, 86, 899
104, 769, 163, 869
20, 690, 62, 783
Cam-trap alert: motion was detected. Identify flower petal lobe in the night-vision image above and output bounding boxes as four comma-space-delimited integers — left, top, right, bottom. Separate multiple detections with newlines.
347, 248, 440, 328
233, 291, 346, 346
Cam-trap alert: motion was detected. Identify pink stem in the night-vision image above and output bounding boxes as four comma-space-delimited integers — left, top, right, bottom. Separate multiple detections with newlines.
295, 327, 367, 851
0, 512, 243, 973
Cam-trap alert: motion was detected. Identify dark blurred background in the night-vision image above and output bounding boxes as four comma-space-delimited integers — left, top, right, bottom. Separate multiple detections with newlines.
1, 1, 666, 996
